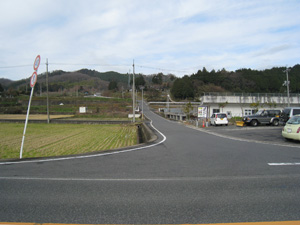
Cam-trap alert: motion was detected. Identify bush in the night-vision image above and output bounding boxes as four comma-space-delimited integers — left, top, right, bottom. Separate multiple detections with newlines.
2, 106, 23, 114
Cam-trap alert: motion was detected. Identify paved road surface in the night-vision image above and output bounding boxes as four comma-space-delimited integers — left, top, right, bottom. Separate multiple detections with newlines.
1, 102, 300, 224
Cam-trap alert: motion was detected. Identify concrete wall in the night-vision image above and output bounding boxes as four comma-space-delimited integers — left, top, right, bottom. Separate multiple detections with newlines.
201, 93, 300, 117
140, 122, 157, 143
202, 94, 300, 105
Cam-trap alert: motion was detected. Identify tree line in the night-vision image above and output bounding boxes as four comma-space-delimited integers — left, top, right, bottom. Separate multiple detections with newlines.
2, 65, 300, 100
170, 65, 300, 100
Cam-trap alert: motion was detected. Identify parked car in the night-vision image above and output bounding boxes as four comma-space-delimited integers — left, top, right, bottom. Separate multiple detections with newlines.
242, 109, 281, 126
210, 113, 228, 126
282, 115, 300, 141
280, 107, 300, 124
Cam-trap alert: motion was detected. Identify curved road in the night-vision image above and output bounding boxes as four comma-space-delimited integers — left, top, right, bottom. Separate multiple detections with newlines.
1, 102, 300, 224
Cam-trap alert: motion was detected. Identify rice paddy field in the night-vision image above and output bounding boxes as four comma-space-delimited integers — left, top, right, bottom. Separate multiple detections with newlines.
0, 123, 137, 159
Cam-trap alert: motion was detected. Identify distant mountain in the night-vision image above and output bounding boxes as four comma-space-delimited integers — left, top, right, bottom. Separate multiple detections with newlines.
78, 69, 130, 84
0, 70, 109, 94
0, 68, 175, 91
0, 78, 14, 87
2, 65, 300, 99
0, 69, 150, 96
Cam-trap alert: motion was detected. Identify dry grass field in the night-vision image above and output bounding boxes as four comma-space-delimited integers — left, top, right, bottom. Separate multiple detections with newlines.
0, 123, 137, 159
0, 114, 74, 120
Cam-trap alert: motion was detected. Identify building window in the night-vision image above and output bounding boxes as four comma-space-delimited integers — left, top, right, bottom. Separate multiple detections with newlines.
245, 109, 256, 116
227, 111, 232, 118
213, 109, 220, 114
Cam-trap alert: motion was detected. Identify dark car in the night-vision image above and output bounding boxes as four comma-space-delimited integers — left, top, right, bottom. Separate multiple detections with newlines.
242, 109, 281, 126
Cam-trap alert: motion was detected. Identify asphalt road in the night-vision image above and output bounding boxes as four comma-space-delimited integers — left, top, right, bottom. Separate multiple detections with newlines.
198, 123, 300, 147
1, 102, 300, 224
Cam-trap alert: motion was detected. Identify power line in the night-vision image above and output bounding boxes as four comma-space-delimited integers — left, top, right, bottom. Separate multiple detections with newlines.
137, 65, 190, 73
49, 63, 191, 74
49, 63, 130, 67
0, 64, 32, 69
1, 62, 192, 74
50, 63, 191, 73
0, 63, 131, 69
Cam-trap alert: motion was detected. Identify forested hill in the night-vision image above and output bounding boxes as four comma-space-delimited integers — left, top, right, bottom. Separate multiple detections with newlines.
77, 69, 129, 83
0, 69, 130, 91
1, 65, 300, 99
0, 69, 172, 96
171, 64, 300, 99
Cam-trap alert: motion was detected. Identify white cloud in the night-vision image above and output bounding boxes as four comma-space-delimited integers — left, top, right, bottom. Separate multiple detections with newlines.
0, 0, 299, 80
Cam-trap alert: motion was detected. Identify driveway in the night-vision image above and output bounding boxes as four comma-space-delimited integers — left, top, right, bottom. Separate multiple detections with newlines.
192, 124, 300, 148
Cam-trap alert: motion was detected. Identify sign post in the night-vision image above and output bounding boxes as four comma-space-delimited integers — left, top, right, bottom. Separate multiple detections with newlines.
198, 106, 208, 128
20, 55, 40, 159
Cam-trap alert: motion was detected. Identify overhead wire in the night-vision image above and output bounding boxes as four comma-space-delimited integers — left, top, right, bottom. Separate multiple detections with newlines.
0, 64, 32, 69
0, 62, 193, 74
136, 65, 190, 73
49, 63, 129, 67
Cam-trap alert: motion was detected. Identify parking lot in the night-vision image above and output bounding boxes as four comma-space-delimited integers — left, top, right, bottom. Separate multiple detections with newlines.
202, 124, 300, 148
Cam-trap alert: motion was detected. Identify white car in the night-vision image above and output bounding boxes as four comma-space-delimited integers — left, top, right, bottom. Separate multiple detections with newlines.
210, 113, 228, 126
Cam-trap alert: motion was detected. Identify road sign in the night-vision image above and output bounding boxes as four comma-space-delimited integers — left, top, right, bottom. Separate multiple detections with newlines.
33, 55, 41, 71
20, 55, 40, 159
30, 71, 37, 88
198, 106, 207, 118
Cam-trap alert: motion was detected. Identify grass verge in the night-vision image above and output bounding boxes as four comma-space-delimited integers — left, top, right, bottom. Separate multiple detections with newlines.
0, 123, 137, 160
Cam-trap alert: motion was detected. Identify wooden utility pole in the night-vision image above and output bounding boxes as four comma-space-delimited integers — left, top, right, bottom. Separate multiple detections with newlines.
284, 67, 291, 107
46, 58, 50, 123
132, 60, 135, 123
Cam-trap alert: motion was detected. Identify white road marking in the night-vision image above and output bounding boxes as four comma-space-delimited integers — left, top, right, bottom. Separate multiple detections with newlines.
1, 174, 300, 181
0, 119, 166, 166
268, 162, 300, 166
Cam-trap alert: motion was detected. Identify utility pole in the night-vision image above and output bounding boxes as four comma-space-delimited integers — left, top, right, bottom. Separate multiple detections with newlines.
128, 69, 131, 90
40, 82, 42, 96
140, 86, 144, 121
167, 94, 170, 112
284, 67, 291, 107
46, 58, 50, 124
136, 89, 138, 108
132, 60, 135, 123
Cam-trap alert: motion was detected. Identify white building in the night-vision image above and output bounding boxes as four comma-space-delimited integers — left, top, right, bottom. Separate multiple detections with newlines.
200, 92, 300, 117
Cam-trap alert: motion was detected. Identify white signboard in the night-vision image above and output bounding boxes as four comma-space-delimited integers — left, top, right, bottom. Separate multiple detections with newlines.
128, 114, 141, 118
79, 107, 87, 113
198, 107, 207, 118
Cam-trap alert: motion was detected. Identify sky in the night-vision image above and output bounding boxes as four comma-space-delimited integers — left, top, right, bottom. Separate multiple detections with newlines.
0, 0, 299, 81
